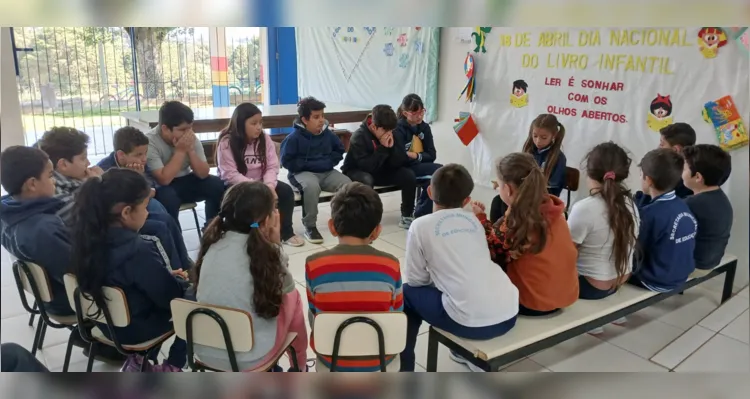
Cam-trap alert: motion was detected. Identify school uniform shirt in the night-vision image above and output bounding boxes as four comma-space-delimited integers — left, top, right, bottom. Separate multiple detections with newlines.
406, 208, 519, 327
634, 191, 697, 291
216, 134, 280, 187
97, 152, 159, 188
279, 119, 345, 176
0, 196, 73, 316
685, 189, 733, 270
479, 195, 579, 312
195, 231, 295, 371
341, 115, 409, 175
394, 119, 437, 165
146, 126, 207, 177
567, 194, 640, 280
530, 146, 567, 197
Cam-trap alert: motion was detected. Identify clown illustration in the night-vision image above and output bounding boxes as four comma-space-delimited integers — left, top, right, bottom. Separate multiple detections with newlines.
510, 79, 529, 108
647, 94, 673, 132
698, 27, 728, 58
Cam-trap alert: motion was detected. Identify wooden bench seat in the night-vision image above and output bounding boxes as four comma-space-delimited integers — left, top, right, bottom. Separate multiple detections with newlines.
425, 254, 739, 372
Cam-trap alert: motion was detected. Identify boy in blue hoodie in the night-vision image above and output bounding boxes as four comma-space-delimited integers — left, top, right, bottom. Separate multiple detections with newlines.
280, 97, 351, 244
0, 146, 73, 316
630, 148, 697, 292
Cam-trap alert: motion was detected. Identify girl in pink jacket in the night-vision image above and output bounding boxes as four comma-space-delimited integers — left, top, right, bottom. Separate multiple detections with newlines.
217, 103, 304, 247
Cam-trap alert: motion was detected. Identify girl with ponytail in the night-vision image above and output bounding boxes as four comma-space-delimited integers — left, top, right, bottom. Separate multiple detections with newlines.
489, 114, 568, 223
193, 181, 308, 372
568, 143, 640, 331
70, 168, 189, 372
472, 153, 578, 316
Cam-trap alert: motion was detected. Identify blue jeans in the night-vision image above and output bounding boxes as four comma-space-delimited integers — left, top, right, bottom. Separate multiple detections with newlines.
154, 173, 226, 228
578, 275, 617, 300
399, 284, 517, 372
146, 199, 192, 269
409, 162, 442, 218
1, 343, 48, 372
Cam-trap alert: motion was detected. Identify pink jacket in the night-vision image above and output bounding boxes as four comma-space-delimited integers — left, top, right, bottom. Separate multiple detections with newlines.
217, 135, 280, 187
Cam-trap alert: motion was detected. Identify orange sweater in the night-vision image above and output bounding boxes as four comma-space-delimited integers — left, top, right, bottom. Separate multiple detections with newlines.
479, 195, 579, 311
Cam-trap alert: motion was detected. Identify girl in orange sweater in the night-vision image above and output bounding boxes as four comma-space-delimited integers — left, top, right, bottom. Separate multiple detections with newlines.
473, 152, 578, 316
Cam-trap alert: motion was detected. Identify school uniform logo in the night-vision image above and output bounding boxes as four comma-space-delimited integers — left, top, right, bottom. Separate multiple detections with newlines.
669, 212, 698, 244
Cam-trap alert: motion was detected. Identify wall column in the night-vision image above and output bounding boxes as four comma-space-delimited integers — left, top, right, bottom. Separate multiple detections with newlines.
209, 28, 229, 107
0, 27, 26, 151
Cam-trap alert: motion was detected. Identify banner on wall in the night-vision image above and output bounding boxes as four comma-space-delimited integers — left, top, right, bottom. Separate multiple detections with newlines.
467, 27, 750, 193
296, 27, 440, 122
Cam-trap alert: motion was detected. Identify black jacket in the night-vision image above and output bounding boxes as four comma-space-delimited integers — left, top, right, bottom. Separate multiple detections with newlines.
394, 119, 437, 165
342, 118, 408, 175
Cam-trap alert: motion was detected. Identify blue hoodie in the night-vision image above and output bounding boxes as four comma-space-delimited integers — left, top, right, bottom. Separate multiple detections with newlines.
94, 227, 186, 343
280, 119, 345, 175
0, 196, 73, 315
531, 146, 567, 197
97, 152, 158, 188
633, 191, 697, 292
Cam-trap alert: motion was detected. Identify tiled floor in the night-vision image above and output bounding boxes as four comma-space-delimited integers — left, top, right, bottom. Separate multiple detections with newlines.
1, 192, 748, 372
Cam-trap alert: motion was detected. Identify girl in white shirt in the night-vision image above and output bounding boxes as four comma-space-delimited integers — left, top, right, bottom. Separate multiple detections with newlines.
568, 142, 640, 306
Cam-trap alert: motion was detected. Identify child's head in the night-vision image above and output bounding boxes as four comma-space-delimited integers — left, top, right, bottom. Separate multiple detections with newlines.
219, 103, 267, 176
158, 101, 194, 144
522, 114, 565, 180
194, 181, 284, 319
70, 168, 152, 310
0, 146, 56, 199
368, 104, 398, 139
297, 97, 326, 134
329, 182, 384, 243
495, 152, 548, 255
397, 93, 426, 125
639, 148, 684, 194
583, 142, 638, 286
658, 123, 696, 153
682, 144, 731, 190
113, 127, 149, 167
38, 127, 90, 180
428, 164, 474, 210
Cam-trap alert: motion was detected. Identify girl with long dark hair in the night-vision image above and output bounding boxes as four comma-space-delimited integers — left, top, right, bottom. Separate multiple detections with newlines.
216, 103, 304, 247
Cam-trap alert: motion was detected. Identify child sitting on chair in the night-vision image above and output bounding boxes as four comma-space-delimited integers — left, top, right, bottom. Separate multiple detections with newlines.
193, 181, 308, 372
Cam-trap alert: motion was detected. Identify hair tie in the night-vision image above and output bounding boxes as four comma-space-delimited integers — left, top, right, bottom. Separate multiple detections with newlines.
250, 222, 259, 228
603, 171, 616, 180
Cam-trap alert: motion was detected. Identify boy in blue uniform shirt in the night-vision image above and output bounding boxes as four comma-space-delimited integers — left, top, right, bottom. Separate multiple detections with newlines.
631, 149, 697, 292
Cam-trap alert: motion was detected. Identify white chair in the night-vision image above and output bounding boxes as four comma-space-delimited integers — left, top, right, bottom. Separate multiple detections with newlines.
63, 274, 174, 372
170, 298, 300, 372
312, 312, 407, 372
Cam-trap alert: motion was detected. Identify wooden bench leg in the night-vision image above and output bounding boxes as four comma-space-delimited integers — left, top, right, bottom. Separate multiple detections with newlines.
721, 261, 737, 304
426, 328, 439, 372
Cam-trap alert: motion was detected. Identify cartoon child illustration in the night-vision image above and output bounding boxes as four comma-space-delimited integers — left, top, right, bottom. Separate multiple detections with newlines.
510, 79, 529, 108
647, 94, 673, 132
698, 27, 728, 58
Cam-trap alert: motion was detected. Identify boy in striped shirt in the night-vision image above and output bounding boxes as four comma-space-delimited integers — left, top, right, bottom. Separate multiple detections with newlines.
305, 182, 403, 372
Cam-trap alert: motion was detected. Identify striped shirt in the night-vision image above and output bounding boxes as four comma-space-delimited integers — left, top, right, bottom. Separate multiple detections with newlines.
53, 171, 83, 226
305, 244, 403, 372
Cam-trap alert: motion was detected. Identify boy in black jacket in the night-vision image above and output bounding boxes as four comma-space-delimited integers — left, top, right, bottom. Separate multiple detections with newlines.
342, 105, 416, 229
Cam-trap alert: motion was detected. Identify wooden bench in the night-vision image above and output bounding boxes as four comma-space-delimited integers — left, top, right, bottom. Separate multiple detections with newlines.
425, 254, 739, 372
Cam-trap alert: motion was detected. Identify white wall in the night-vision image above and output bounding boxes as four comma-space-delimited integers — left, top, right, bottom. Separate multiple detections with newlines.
0, 27, 26, 151
431, 28, 748, 289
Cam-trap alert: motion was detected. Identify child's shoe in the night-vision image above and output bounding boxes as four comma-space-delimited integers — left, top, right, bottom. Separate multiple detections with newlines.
399, 216, 414, 230
150, 362, 183, 372
120, 354, 150, 372
449, 350, 485, 372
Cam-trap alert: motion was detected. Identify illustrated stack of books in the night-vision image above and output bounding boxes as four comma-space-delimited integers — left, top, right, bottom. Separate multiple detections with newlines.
703, 95, 748, 151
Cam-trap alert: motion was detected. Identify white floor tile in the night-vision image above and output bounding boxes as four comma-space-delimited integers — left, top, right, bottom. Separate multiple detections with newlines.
651, 325, 715, 370
635, 288, 721, 330
40, 341, 88, 371
530, 333, 667, 372
500, 358, 550, 372
738, 286, 749, 298
720, 310, 749, 344
0, 314, 72, 351
699, 295, 749, 332
178, 211, 201, 231
596, 315, 686, 359
56, 358, 122, 372
182, 230, 202, 252
0, 288, 33, 320
675, 334, 750, 372
380, 230, 408, 250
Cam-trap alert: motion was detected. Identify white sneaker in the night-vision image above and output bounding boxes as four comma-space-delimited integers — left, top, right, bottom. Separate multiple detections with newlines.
612, 317, 628, 326
449, 350, 485, 372
398, 216, 414, 230
587, 326, 605, 335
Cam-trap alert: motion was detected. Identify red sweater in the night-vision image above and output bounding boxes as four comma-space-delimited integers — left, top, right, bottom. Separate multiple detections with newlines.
479, 195, 579, 311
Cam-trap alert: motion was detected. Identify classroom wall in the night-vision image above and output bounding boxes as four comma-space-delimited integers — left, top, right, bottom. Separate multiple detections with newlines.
430, 28, 749, 289
0, 28, 26, 152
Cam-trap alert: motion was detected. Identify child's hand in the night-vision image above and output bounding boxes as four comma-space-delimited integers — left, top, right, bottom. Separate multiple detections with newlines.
470, 200, 485, 214
171, 269, 188, 280
407, 151, 419, 160
126, 163, 145, 174
86, 166, 104, 178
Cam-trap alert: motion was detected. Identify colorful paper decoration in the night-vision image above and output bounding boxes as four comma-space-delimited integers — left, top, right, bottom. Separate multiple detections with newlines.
738, 30, 749, 57
454, 112, 479, 146
458, 53, 476, 102
703, 95, 748, 151
697, 27, 728, 58
471, 27, 492, 53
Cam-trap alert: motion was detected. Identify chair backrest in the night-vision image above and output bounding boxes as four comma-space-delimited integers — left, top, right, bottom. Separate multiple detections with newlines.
63, 273, 131, 327
564, 167, 580, 191
170, 299, 255, 352
312, 312, 407, 357
15, 260, 53, 303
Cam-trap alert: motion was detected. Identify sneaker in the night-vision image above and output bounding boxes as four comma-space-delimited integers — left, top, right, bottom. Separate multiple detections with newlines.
587, 326, 605, 335
287, 358, 316, 372
150, 363, 183, 372
304, 227, 324, 244
449, 350, 485, 372
283, 235, 305, 247
120, 354, 150, 372
398, 216, 414, 230
612, 316, 628, 326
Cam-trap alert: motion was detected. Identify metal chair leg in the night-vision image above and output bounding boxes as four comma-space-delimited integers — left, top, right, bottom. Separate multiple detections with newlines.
36, 322, 48, 351
86, 343, 97, 372
61, 330, 76, 372
30, 319, 44, 356
191, 208, 202, 239
28, 301, 37, 327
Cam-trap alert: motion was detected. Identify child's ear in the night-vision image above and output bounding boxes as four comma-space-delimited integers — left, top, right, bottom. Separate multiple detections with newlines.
327, 218, 338, 237
426, 185, 434, 200
694, 172, 704, 184
55, 158, 66, 171
369, 224, 383, 242
461, 197, 472, 208
120, 205, 132, 220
